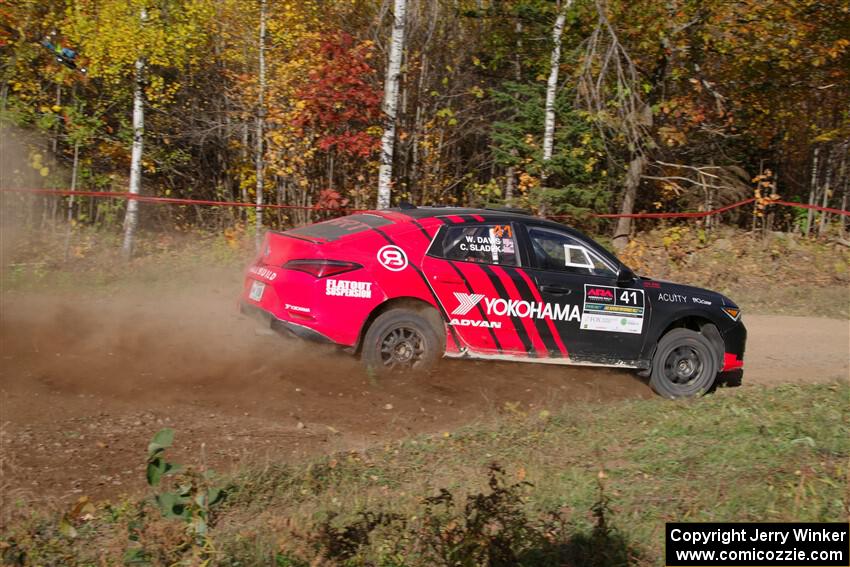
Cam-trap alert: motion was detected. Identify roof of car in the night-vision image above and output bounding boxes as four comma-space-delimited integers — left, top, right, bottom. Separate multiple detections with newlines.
387, 206, 542, 221
380, 206, 624, 268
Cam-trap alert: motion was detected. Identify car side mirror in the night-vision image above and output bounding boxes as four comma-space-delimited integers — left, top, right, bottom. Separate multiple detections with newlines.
617, 266, 637, 286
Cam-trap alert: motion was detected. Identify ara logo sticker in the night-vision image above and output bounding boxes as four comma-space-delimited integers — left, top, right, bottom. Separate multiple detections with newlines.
452, 292, 485, 315
585, 287, 614, 304
377, 245, 408, 271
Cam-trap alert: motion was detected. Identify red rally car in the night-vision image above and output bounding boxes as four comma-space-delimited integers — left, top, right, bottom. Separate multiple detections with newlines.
240, 207, 746, 398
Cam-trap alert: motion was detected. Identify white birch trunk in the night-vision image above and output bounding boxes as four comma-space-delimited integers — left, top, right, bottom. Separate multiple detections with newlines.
377, 0, 407, 209
806, 146, 819, 236
63, 140, 80, 261
542, 1, 570, 167
122, 23, 146, 259
255, 0, 267, 246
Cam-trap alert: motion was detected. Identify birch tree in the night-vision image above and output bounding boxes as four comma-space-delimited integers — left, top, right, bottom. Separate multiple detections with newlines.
542, 1, 571, 169
377, 0, 407, 209
255, 0, 267, 245
67, 0, 213, 256
122, 11, 146, 258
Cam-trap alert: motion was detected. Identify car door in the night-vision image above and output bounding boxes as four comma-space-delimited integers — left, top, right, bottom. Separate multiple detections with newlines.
520, 224, 649, 363
422, 221, 533, 357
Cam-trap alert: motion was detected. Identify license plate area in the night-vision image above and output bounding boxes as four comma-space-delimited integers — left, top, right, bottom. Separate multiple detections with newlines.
249, 280, 265, 301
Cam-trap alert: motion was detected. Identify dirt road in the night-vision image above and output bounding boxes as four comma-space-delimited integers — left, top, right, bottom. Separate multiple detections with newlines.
1, 284, 847, 509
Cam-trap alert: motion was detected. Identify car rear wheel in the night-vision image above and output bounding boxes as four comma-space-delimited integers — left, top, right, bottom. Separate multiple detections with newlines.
362, 309, 441, 374
650, 328, 719, 398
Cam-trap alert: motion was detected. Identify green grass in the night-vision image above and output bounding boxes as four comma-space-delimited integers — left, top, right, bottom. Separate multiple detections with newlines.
3, 383, 847, 566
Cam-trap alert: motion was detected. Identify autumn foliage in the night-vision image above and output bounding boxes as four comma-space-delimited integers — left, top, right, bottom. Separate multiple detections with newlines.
1, 0, 847, 233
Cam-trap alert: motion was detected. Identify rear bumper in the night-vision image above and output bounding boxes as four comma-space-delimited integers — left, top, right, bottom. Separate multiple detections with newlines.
240, 301, 335, 344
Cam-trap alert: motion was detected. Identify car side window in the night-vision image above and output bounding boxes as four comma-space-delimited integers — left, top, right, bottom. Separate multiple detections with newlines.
433, 224, 519, 266
527, 226, 616, 277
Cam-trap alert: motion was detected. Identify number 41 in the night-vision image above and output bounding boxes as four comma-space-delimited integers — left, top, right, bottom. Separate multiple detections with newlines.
620, 290, 638, 304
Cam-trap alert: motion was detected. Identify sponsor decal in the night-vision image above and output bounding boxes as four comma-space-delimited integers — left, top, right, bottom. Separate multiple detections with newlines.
585, 286, 615, 304
581, 284, 645, 334
450, 318, 502, 329
642, 280, 661, 289
485, 297, 581, 321
658, 292, 687, 303
284, 303, 310, 313
377, 245, 408, 271
492, 224, 513, 238
325, 279, 372, 298
452, 292, 485, 315
692, 296, 712, 305
249, 266, 277, 281
451, 292, 581, 322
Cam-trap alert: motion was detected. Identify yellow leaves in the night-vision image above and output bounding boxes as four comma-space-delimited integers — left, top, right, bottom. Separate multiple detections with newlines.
518, 172, 539, 193
828, 38, 849, 59
752, 169, 779, 216
468, 85, 484, 99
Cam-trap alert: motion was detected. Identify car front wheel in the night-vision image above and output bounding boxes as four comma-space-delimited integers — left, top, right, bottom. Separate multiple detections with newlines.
362, 309, 441, 374
650, 328, 719, 398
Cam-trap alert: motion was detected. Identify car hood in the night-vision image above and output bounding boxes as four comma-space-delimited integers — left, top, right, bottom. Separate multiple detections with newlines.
639, 277, 739, 308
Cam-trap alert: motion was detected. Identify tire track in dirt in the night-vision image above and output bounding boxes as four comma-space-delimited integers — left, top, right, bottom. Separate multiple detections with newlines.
1, 287, 846, 508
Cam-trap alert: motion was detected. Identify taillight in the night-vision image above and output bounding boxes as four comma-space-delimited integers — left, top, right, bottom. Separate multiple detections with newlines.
283, 259, 362, 278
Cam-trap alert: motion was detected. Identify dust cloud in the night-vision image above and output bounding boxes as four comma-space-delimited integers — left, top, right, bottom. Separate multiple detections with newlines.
0, 261, 649, 505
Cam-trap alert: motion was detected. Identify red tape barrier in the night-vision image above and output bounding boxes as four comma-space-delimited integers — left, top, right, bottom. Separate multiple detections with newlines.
1, 188, 848, 218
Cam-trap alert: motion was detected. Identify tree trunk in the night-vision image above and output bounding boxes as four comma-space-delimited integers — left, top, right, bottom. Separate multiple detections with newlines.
122, 37, 146, 259
63, 141, 80, 261
806, 146, 819, 236
612, 153, 646, 252
377, 0, 407, 209
505, 19, 523, 203
818, 148, 834, 236
254, 0, 267, 247
542, 2, 570, 168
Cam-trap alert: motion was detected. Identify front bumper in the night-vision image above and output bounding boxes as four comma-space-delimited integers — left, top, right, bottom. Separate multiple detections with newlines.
720, 320, 747, 371
240, 301, 334, 344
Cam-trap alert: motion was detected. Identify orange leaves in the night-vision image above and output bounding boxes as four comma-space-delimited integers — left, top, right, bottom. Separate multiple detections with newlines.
752, 170, 780, 217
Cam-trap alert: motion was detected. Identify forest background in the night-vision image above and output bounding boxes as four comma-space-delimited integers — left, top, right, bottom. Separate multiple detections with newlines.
1, 0, 849, 254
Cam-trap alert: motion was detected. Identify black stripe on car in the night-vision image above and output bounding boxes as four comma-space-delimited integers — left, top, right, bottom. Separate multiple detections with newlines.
479, 263, 536, 357
502, 266, 561, 357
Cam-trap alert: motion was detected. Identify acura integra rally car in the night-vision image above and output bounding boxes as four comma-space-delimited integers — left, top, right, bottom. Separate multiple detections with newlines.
240, 207, 746, 397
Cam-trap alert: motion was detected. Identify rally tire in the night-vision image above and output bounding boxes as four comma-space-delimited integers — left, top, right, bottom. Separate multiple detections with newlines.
649, 328, 719, 398
362, 309, 441, 374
